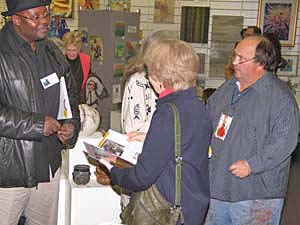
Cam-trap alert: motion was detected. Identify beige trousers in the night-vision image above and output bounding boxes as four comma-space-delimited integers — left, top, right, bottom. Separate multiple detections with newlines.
0, 168, 60, 225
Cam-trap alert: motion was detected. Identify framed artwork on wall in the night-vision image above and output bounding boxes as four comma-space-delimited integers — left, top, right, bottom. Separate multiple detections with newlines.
257, 0, 299, 47
180, 6, 210, 43
209, 15, 243, 78
109, 0, 130, 12
277, 55, 299, 76
154, 0, 175, 23
78, 0, 100, 10
51, 0, 73, 18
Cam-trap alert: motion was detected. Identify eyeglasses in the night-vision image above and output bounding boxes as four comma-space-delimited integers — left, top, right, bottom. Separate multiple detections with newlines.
15, 11, 50, 22
232, 55, 256, 65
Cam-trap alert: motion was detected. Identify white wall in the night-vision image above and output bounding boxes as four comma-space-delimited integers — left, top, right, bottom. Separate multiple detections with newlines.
1, 0, 299, 88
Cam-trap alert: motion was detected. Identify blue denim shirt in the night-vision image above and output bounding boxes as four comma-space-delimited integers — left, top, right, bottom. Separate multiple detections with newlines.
207, 72, 299, 202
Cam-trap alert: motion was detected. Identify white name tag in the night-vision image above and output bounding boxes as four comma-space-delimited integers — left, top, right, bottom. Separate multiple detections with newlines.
40, 73, 59, 89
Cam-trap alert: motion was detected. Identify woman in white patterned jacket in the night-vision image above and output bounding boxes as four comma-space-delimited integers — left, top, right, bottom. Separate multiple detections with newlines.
121, 30, 177, 134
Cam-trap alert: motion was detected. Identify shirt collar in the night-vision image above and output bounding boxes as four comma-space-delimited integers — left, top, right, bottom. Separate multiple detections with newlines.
159, 88, 174, 98
230, 72, 273, 94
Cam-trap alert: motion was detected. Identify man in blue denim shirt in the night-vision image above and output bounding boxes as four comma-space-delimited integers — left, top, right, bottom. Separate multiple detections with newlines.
205, 36, 299, 225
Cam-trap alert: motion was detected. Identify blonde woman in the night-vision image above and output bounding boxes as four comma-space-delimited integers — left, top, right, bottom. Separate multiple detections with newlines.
62, 31, 91, 103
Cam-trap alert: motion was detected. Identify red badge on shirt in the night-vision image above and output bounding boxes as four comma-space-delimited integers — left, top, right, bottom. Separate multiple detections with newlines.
215, 113, 233, 141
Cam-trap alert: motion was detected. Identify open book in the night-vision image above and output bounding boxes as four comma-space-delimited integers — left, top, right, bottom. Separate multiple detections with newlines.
83, 129, 143, 165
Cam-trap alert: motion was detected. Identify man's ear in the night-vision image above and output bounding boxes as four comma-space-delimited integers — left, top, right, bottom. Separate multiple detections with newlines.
11, 15, 21, 26
256, 63, 265, 73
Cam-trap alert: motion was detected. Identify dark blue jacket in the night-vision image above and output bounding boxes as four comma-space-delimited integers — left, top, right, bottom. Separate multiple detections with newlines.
111, 88, 212, 225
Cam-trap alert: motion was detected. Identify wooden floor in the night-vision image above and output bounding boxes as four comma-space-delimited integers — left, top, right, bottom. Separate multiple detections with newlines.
280, 147, 300, 225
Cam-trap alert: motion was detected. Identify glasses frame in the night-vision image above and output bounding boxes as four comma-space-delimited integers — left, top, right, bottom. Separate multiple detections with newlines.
15, 12, 50, 22
232, 55, 257, 65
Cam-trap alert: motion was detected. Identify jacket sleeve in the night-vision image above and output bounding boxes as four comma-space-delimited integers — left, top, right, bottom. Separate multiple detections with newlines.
0, 103, 44, 141
121, 73, 154, 133
111, 105, 174, 191
247, 96, 299, 174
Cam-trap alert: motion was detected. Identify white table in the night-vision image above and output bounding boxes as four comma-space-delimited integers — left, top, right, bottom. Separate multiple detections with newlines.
58, 133, 122, 225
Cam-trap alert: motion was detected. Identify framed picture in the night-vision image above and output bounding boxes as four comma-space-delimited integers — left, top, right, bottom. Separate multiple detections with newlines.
277, 55, 299, 76
154, 0, 175, 23
51, 0, 73, 18
257, 0, 299, 47
180, 6, 210, 43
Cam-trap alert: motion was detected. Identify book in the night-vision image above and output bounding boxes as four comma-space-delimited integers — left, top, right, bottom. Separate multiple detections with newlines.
57, 76, 72, 120
83, 129, 143, 165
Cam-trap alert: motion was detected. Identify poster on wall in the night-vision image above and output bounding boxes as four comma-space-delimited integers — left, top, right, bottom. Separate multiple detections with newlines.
257, 0, 299, 47
180, 7, 210, 43
277, 55, 299, 77
51, 0, 72, 17
78, 0, 100, 10
109, 0, 130, 12
89, 35, 104, 63
209, 15, 243, 78
115, 21, 125, 37
125, 40, 139, 63
77, 27, 88, 44
114, 42, 126, 59
127, 25, 137, 34
113, 64, 125, 77
86, 74, 109, 108
154, 0, 175, 23
112, 84, 122, 103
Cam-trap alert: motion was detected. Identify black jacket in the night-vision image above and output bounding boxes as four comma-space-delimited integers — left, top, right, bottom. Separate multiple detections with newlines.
0, 22, 80, 188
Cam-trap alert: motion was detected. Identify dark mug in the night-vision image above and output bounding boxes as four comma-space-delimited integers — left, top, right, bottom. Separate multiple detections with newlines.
72, 164, 91, 185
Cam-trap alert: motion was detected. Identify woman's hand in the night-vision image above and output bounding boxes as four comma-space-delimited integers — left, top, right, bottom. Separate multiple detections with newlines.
99, 158, 113, 171
99, 154, 117, 172
126, 131, 146, 142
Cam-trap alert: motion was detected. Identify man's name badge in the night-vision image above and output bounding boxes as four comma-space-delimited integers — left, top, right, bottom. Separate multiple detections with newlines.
214, 113, 233, 141
40, 73, 59, 89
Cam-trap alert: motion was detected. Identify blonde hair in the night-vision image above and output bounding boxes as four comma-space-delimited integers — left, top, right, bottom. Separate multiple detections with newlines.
123, 30, 178, 80
62, 31, 82, 49
145, 39, 198, 91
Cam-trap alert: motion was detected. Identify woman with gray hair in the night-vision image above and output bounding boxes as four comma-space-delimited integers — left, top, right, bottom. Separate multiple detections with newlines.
100, 39, 212, 225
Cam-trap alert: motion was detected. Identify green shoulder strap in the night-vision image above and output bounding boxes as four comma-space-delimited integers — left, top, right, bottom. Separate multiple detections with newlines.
167, 103, 184, 225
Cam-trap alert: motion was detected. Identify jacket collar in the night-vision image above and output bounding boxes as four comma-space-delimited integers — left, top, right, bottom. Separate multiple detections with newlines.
156, 87, 197, 106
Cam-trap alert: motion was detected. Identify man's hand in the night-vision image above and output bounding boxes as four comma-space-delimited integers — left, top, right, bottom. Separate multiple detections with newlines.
44, 116, 61, 136
229, 159, 251, 178
126, 131, 146, 142
57, 123, 74, 143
